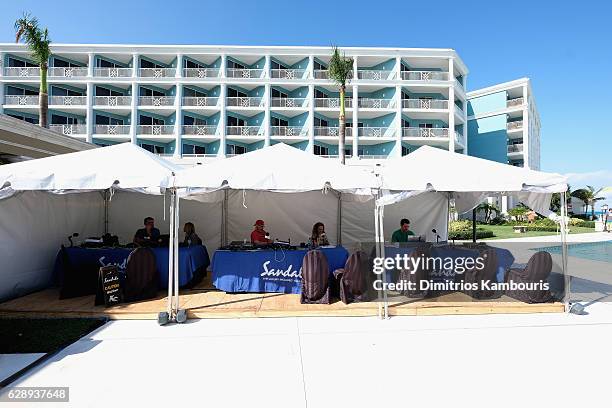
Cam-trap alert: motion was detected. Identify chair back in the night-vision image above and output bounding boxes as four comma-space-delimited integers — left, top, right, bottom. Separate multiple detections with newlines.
301, 250, 330, 302
341, 250, 369, 297
525, 251, 553, 281
124, 247, 159, 301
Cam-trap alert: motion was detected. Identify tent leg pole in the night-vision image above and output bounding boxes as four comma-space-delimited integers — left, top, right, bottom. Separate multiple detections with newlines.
337, 193, 342, 246
374, 203, 382, 319
561, 192, 571, 312
472, 208, 477, 243
167, 190, 175, 319
174, 191, 180, 318
103, 189, 109, 235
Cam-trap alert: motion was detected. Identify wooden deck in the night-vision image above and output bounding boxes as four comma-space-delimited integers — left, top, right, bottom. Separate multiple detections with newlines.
0, 275, 564, 320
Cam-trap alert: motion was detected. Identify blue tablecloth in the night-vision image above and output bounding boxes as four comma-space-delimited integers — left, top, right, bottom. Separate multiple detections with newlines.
211, 246, 349, 294
54, 245, 210, 296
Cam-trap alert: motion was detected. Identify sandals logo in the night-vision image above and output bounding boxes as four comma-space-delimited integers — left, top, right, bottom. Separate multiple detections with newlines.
260, 260, 302, 281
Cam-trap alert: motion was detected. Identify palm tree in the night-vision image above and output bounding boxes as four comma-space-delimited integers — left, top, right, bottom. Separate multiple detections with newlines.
328, 46, 353, 164
476, 202, 500, 224
550, 184, 572, 213
15, 13, 51, 128
571, 185, 605, 220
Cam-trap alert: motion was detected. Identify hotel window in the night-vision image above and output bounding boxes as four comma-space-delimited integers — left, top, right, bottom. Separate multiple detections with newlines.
183, 87, 207, 98
345, 122, 363, 128
227, 144, 246, 155
271, 89, 288, 99
53, 58, 81, 68
140, 87, 165, 97
271, 117, 289, 127
184, 59, 204, 69
184, 116, 207, 126
227, 116, 246, 127
51, 115, 79, 125
313, 145, 329, 156
183, 144, 206, 155
140, 59, 165, 69
401, 91, 410, 100
227, 60, 245, 70
139, 115, 165, 125
418, 123, 433, 128
97, 58, 122, 68
140, 144, 165, 154
96, 115, 123, 126
8, 57, 37, 67
314, 61, 327, 71
271, 60, 289, 70
402, 146, 411, 156
96, 86, 123, 97
400, 64, 410, 72
6, 86, 37, 96
314, 89, 327, 99
314, 117, 328, 127
401, 119, 410, 128
51, 86, 84, 97
227, 88, 248, 98
7, 113, 37, 124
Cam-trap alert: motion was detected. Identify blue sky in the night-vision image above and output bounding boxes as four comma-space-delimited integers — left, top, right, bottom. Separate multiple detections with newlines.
1, 0, 611, 202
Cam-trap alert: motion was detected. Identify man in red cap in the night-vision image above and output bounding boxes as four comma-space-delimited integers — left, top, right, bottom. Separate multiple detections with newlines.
251, 219, 271, 245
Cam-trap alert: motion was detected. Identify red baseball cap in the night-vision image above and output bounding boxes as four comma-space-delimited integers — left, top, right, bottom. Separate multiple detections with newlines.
254, 219, 265, 226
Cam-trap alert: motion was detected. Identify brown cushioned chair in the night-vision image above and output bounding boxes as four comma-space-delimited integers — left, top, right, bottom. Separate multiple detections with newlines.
504, 251, 554, 303
124, 247, 159, 302
334, 251, 369, 304
397, 245, 431, 298
457, 248, 498, 299
300, 250, 331, 304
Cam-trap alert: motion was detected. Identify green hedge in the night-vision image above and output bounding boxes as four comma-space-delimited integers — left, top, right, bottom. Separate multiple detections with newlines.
449, 229, 494, 240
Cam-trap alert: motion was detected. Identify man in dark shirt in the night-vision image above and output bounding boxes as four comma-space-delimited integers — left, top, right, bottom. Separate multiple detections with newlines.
133, 217, 162, 247
391, 218, 415, 243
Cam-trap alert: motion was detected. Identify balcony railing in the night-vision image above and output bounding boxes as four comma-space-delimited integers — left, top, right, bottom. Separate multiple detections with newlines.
402, 99, 449, 109
48, 67, 88, 78
401, 71, 449, 81
93, 67, 132, 78
50, 124, 87, 135
182, 97, 220, 107
357, 70, 395, 81
455, 78, 464, 89
270, 68, 307, 79
507, 120, 523, 131
49, 96, 87, 105
270, 97, 308, 108
94, 96, 132, 106
3, 67, 40, 77
95, 125, 130, 135
183, 68, 221, 78
226, 126, 262, 136
314, 97, 353, 108
137, 125, 174, 135
226, 68, 265, 79
358, 127, 393, 138
359, 155, 388, 160
139, 96, 175, 106
182, 125, 218, 136
4, 95, 39, 105
313, 69, 329, 79
271, 126, 307, 137
182, 153, 219, 159
402, 127, 449, 138
357, 98, 395, 109
455, 131, 465, 145
507, 97, 524, 107
226, 97, 264, 107
508, 143, 524, 153
314, 126, 353, 137
139, 68, 176, 78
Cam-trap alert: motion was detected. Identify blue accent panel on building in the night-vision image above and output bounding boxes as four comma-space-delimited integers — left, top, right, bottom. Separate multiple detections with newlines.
466, 91, 506, 116
467, 115, 508, 163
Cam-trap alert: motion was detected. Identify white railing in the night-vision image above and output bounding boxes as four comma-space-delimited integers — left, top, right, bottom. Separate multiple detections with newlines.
183, 68, 221, 78
357, 70, 395, 80
314, 126, 353, 137
271, 126, 307, 136
182, 153, 219, 158
455, 78, 464, 89
508, 143, 524, 153
93, 67, 132, 78
314, 97, 353, 108
358, 127, 393, 138
48, 67, 88, 78
455, 131, 465, 145
402, 99, 449, 109
357, 98, 395, 109
226, 97, 264, 107
270, 69, 307, 79
402, 127, 449, 138
49, 95, 87, 105
137, 125, 175, 135
401, 71, 449, 81
313, 69, 329, 79
4, 95, 39, 105
507, 120, 523, 131
94, 125, 130, 135
507, 97, 524, 107
139, 96, 175, 106
3, 67, 40, 77
182, 97, 220, 107
318, 154, 340, 159
139, 68, 176, 78
226, 68, 265, 79
226, 126, 262, 136
50, 124, 87, 135
359, 155, 388, 159
182, 125, 218, 135
454, 103, 464, 113
270, 97, 308, 108
94, 96, 132, 106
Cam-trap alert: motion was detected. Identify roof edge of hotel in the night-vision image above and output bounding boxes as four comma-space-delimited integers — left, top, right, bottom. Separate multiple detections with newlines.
466, 77, 531, 98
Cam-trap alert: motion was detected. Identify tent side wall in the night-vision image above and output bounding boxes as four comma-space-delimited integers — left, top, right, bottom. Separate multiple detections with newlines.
0, 191, 104, 303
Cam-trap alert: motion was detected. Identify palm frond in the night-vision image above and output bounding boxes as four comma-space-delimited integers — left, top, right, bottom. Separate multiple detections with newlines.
14, 13, 50, 66
328, 46, 353, 87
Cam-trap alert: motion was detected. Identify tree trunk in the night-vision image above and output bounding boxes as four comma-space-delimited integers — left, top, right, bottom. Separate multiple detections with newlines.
338, 84, 346, 165
39, 65, 48, 128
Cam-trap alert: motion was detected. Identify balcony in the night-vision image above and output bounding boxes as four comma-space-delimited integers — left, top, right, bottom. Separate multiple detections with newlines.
507, 97, 524, 107
226, 126, 262, 136
226, 97, 264, 108
358, 127, 393, 138
270, 68, 307, 80
271, 126, 307, 137
402, 99, 448, 110
93, 67, 132, 78
182, 125, 218, 136
357, 98, 395, 109
48, 67, 88, 78
139, 96, 175, 107
357, 70, 395, 81
182, 96, 220, 107
314, 126, 353, 137
313, 69, 329, 80
4, 95, 38, 105
401, 71, 449, 81
226, 68, 265, 79
3, 67, 40, 77
508, 143, 524, 153
314, 97, 353, 108
270, 97, 308, 108
50, 124, 86, 135
137, 125, 174, 135
402, 127, 449, 138
49, 96, 87, 106
95, 125, 131, 135
94, 96, 132, 106
183, 68, 220, 78
454, 78, 464, 89
455, 131, 465, 145
507, 120, 523, 131
139, 68, 176, 78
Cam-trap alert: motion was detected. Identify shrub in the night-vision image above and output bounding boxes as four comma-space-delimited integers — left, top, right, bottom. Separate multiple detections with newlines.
449, 229, 494, 240
449, 220, 473, 233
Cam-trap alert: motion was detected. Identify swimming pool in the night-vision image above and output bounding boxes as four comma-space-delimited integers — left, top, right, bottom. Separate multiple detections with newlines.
535, 241, 612, 263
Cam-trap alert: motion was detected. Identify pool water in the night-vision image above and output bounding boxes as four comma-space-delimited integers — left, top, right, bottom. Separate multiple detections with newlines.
535, 241, 612, 263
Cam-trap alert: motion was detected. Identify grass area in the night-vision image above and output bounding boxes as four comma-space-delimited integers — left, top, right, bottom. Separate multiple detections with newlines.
0, 318, 106, 354
480, 225, 595, 240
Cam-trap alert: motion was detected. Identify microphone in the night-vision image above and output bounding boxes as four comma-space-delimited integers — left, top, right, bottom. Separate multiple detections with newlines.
432, 229, 441, 243
68, 232, 79, 247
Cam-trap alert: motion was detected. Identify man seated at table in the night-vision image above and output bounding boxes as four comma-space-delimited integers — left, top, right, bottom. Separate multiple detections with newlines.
391, 218, 415, 243
251, 219, 272, 246
133, 217, 162, 247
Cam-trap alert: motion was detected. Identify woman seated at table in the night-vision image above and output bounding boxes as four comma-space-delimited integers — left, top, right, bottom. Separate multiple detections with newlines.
309, 222, 330, 248
183, 222, 202, 246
